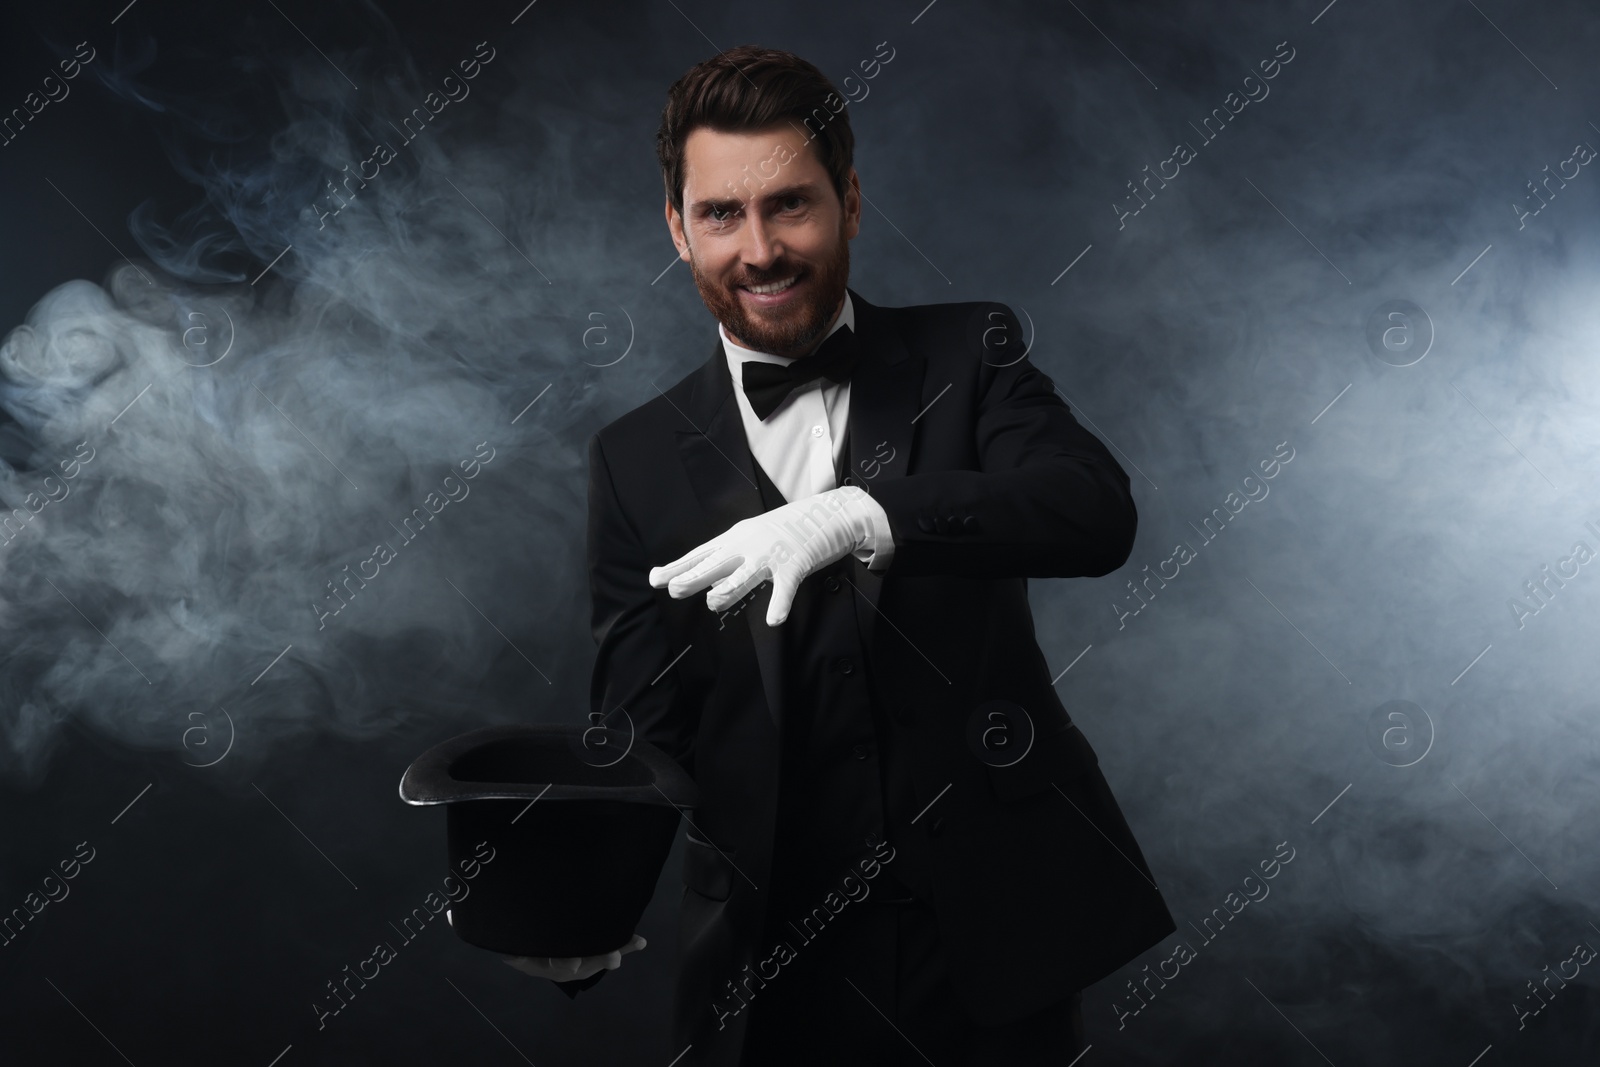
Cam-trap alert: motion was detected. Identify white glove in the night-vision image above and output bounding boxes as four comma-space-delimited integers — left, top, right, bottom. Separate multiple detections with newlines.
649, 486, 881, 626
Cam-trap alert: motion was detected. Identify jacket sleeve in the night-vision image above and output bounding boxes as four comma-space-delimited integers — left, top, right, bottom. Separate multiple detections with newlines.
553, 432, 702, 999
866, 303, 1137, 580
586, 431, 701, 772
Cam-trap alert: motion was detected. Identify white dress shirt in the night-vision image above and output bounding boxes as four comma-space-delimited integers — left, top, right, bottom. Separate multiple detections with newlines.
719, 290, 896, 571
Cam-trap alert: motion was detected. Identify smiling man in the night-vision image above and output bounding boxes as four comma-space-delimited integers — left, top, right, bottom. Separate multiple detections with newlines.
675, 131, 854, 362
513, 44, 1175, 1066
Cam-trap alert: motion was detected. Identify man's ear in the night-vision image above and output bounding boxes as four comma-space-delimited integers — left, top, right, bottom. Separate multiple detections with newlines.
665, 199, 692, 261
842, 168, 862, 241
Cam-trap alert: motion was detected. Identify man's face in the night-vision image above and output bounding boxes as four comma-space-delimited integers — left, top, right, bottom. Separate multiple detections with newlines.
666, 123, 860, 360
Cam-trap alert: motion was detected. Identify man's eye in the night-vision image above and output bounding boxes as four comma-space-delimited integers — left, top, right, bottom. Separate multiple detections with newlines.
781, 196, 805, 211
708, 206, 736, 222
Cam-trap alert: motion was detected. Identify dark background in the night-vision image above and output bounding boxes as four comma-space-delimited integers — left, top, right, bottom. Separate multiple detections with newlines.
1, 0, 1597, 1063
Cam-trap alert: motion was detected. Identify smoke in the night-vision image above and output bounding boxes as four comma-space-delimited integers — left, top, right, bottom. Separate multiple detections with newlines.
968, 0, 1600, 1056
0, 5, 615, 786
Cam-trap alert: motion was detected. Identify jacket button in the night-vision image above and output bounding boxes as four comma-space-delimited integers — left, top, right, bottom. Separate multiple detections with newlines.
825, 576, 842, 593
852, 743, 874, 760
963, 515, 980, 533
835, 657, 855, 675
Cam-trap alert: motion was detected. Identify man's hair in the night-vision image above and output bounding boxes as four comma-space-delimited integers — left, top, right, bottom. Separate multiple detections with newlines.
656, 45, 855, 219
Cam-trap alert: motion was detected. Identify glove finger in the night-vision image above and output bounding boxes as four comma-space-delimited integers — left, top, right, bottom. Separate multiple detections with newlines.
649, 545, 716, 588
669, 552, 743, 597
706, 558, 771, 611
765, 572, 800, 626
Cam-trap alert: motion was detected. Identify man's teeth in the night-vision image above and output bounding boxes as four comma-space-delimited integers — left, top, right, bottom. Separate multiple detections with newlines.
744, 276, 798, 295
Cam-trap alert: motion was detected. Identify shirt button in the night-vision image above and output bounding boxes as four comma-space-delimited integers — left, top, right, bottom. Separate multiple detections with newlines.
835, 657, 855, 675
852, 743, 874, 760
811, 425, 825, 438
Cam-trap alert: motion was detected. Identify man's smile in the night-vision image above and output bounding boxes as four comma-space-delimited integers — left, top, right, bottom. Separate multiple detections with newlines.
738, 273, 804, 306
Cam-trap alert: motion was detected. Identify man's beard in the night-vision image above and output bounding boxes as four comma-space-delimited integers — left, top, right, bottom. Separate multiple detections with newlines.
687, 228, 850, 360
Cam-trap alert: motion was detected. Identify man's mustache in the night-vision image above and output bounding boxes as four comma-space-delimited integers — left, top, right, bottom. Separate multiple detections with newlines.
733, 268, 804, 287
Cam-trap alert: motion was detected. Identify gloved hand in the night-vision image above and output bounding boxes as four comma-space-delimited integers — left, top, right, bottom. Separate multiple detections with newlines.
649, 486, 881, 626
501, 933, 647, 983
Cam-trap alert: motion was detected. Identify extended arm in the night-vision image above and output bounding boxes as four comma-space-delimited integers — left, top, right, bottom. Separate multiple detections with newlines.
868, 304, 1137, 579
588, 432, 700, 772
536, 433, 702, 999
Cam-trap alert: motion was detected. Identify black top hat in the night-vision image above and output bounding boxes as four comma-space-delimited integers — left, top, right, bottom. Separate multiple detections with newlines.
399, 723, 697, 958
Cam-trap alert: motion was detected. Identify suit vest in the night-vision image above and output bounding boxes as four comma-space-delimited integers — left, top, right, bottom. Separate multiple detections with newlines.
749, 431, 934, 935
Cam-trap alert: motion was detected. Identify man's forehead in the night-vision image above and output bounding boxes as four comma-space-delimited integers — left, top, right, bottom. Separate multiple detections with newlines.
682, 124, 822, 185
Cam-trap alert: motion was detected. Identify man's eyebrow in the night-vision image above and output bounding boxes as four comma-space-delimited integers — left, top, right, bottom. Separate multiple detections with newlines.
690, 182, 822, 213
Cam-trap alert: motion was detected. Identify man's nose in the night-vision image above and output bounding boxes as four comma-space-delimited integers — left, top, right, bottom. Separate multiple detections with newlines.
740, 211, 783, 270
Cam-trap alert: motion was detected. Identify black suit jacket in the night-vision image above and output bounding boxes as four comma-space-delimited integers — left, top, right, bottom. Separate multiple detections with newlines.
583, 288, 1174, 1065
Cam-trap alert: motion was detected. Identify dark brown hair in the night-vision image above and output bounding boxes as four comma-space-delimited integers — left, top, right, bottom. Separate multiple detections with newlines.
656, 45, 855, 218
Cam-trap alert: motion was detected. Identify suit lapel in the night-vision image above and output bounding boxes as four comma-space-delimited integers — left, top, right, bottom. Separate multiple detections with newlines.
671, 288, 925, 731
842, 291, 924, 643
673, 338, 789, 735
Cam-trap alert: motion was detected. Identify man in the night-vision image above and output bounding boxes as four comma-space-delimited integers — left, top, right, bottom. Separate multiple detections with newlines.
509, 44, 1175, 1066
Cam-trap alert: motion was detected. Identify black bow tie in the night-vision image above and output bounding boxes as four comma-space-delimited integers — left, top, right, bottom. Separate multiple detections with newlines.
740, 325, 861, 421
